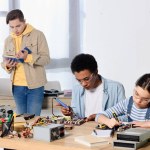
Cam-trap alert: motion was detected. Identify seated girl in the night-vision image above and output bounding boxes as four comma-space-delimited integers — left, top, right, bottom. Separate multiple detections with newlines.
95, 73, 150, 128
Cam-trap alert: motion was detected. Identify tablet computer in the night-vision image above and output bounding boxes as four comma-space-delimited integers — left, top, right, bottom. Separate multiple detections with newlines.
3, 55, 24, 63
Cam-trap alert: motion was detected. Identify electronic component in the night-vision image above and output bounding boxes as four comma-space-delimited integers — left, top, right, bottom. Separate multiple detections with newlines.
64, 124, 74, 130
15, 113, 35, 120
64, 118, 85, 126
95, 124, 110, 130
117, 123, 132, 132
23, 114, 35, 120
0, 105, 12, 118
1, 110, 14, 138
113, 128, 150, 149
117, 128, 150, 142
33, 123, 65, 142
113, 139, 149, 150
50, 116, 64, 124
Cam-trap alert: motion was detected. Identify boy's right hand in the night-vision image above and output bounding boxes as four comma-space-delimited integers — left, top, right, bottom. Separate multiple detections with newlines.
61, 106, 72, 116
56, 102, 72, 116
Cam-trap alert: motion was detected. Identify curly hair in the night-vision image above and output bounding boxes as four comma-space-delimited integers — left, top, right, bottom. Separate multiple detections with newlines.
71, 53, 98, 74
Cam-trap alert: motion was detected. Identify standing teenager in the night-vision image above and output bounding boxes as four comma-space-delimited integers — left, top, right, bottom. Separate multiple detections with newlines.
1, 9, 50, 116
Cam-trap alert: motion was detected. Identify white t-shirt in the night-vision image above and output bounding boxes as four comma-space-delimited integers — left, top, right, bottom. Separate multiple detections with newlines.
85, 82, 103, 117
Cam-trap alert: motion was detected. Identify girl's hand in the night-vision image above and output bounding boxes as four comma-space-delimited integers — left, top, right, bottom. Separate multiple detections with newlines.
132, 121, 150, 128
107, 118, 121, 128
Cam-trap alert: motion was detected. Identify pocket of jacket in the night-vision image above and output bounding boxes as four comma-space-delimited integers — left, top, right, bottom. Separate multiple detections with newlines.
25, 41, 38, 53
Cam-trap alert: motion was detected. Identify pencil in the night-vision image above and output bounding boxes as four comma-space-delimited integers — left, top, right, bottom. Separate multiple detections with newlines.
93, 129, 97, 135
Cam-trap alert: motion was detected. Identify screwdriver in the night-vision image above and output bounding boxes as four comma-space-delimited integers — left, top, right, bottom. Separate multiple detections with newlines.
112, 112, 119, 122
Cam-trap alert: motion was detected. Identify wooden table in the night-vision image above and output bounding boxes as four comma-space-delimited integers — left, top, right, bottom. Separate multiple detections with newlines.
0, 122, 150, 150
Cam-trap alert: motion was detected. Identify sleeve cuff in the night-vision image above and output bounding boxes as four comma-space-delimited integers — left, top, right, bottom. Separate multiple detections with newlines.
4, 66, 12, 73
95, 114, 100, 122
95, 112, 107, 122
25, 54, 33, 63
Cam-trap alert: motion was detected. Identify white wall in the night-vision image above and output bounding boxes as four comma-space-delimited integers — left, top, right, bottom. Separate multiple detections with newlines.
46, 68, 74, 91
1, 0, 150, 96
83, 0, 150, 97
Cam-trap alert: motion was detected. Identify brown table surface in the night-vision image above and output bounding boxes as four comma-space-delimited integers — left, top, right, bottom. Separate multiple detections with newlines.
0, 121, 150, 150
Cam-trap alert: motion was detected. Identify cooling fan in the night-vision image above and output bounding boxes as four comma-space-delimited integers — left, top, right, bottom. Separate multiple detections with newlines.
59, 127, 65, 137
51, 127, 65, 141
51, 127, 59, 141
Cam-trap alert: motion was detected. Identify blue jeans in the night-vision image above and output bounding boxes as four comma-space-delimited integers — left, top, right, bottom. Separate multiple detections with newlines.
12, 85, 44, 116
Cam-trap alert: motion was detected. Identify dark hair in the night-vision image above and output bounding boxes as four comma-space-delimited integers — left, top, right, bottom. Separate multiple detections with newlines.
136, 73, 150, 93
6, 9, 25, 24
71, 53, 98, 73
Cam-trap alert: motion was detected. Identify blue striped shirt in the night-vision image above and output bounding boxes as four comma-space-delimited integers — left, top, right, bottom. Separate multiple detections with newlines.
95, 97, 149, 122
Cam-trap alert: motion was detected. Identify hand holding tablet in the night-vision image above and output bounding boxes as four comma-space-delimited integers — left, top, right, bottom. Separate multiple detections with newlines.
3, 47, 32, 63
3, 55, 24, 63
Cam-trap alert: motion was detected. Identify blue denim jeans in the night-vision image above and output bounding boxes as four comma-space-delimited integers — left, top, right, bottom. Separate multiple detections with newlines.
12, 85, 44, 116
